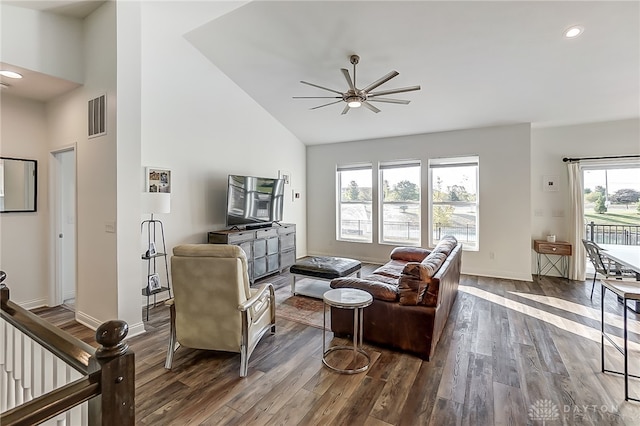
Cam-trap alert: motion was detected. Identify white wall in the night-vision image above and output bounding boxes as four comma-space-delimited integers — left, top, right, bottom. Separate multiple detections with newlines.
0, 3, 84, 83
0, 95, 49, 307
307, 124, 532, 281
116, 1, 145, 336
139, 1, 307, 288
46, 1, 139, 332
531, 118, 640, 242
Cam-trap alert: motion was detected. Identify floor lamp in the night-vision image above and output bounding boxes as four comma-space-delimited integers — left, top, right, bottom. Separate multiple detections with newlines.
141, 192, 171, 320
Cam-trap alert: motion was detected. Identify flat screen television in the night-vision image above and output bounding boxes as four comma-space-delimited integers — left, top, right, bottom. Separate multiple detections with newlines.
226, 174, 285, 227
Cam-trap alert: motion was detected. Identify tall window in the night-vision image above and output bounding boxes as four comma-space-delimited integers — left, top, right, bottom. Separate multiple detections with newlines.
583, 164, 640, 245
429, 156, 479, 250
337, 164, 372, 242
379, 161, 421, 245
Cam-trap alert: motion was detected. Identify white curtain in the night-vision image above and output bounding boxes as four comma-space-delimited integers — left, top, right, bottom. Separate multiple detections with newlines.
567, 162, 586, 281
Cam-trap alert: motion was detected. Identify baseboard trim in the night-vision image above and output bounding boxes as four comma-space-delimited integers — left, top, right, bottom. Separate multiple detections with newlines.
15, 298, 48, 311
127, 322, 146, 339
75, 310, 101, 331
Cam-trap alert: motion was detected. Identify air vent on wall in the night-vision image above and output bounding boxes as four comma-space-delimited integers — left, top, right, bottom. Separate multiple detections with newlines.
88, 94, 106, 138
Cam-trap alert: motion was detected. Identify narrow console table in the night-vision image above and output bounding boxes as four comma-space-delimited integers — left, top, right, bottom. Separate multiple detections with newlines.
533, 239, 572, 279
208, 223, 296, 283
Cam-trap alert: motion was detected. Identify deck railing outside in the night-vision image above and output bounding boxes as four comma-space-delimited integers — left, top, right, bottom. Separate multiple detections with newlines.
585, 221, 640, 245
0, 273, 135, 426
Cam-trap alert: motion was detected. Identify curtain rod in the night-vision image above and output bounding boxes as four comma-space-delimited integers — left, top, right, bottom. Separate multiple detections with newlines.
562, 154, 640, 163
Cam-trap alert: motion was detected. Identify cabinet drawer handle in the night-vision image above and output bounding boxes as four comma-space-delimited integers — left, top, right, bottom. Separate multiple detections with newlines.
552, 247, 557, 251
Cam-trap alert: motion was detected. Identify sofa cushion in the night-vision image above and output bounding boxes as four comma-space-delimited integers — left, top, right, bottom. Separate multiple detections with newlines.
389, 246, 432, 262
372, 259, 407, 279
330, 277, 398, 302
398, 236, 458, 305
430, 235, 458, 257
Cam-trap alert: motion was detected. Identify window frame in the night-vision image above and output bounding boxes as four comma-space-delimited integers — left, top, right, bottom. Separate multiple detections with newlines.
378, 160, 421, 246
428, 156, 479, 251
336, 163, 373, 243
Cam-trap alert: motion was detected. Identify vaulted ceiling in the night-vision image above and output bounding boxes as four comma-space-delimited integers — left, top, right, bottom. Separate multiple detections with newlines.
185, 1, 639, 144
3, 1, 639, 145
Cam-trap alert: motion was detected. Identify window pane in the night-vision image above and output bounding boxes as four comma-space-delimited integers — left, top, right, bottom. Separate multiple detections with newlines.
339, 204, 372, 241
380, 164, 420, 245
430, 158, 478, 250
338, 167, 372, 242
583, 166, 640, 245
432, 203, 477, 249
381, 203, 420, 244
340, 169, 372, 202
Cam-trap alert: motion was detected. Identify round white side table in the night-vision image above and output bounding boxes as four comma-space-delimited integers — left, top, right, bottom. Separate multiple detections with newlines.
322, 288, 373, 374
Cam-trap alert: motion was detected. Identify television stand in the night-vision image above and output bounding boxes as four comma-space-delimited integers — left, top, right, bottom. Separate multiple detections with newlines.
245, 222, 272, 230
208, 223, 296, 283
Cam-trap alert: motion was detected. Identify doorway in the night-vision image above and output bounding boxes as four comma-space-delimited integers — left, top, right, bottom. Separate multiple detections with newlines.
52, 149, 76, 309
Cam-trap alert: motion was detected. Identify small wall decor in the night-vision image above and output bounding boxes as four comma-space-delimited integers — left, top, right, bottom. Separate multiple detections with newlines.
278, 170, 291, 185
147, 273, 161, 292
146, 167, 171, 193
543, 175, 559, 192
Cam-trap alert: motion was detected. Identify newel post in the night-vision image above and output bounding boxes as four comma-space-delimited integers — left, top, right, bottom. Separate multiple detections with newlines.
88, 320, 135, 425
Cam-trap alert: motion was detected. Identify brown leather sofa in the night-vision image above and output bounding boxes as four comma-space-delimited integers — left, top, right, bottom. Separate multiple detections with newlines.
330, 236, 462, 360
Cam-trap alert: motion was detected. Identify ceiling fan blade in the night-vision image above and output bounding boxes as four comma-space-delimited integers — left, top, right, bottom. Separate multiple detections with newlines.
341, 104, 350, 115
366, 98, 410, 105
361, 101, 381, 113
341, 68, 356, 92
362, 71, 399, 93
368, 85, 421, 97
293, 96, 342, 99
310, 100, 344, 110
300, 80, 344, 95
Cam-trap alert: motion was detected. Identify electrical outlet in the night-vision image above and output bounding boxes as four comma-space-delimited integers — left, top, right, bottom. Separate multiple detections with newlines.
489, 252, 495, 260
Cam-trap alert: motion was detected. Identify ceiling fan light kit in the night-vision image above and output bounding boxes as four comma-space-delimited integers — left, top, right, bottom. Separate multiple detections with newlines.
294, 54, 421, 114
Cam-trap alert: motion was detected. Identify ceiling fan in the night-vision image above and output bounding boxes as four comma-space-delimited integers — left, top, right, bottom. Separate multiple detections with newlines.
294, 54, 421, 115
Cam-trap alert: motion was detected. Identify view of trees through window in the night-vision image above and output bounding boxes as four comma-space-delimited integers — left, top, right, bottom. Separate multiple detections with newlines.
338, 167, 372, 242
583, 167, 640, 245
430, 158, 478, 250
380, 163, 420, 245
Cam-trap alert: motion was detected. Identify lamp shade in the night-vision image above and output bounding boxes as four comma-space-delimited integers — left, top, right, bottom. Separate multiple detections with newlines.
141, 192, 171, 214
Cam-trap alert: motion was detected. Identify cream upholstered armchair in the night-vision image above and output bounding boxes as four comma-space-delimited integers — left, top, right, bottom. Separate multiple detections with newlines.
165, 244, 275, 377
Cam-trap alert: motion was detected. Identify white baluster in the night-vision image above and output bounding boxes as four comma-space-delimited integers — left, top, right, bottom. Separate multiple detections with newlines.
6, 324, 14, 409
0, 319, 7, 412
43, 349, 54, 394
22, 332, 32, 402
13, 328, 23, 406
32, 342, 43, 398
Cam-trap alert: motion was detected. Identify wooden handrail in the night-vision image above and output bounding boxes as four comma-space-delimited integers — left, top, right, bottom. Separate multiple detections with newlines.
0, 276, 135, 425
1, 298, 94, 373
1, 372, 101, 426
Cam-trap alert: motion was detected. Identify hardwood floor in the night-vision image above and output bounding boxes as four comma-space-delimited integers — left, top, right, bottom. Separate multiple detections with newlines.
34, 268, 640, 425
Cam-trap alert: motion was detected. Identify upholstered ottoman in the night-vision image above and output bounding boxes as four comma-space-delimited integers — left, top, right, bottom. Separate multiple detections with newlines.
290, 256, 361, 299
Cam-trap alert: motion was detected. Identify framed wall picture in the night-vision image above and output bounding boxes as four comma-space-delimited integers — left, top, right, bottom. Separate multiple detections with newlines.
148, 273, 161, 292
543, 175, 559, 192
146, 167, 171, 193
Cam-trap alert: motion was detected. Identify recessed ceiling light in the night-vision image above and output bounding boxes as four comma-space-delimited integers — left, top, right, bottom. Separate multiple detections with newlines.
0, 70, 23, 79
564, 26, 584, 38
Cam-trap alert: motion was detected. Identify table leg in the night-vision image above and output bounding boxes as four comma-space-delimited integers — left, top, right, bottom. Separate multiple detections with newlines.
624, 297, 629, 401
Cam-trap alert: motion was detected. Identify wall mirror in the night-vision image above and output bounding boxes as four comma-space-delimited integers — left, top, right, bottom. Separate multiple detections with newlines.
0, 157, 37, 213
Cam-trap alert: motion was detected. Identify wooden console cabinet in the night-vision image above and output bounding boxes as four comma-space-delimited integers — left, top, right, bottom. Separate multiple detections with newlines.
208, 224, 296, 283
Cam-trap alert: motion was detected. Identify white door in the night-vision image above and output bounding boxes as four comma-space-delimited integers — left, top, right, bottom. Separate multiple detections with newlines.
53, 149, 76, 308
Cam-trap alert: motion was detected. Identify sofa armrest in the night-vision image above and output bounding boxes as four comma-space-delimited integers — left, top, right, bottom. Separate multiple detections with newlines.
390, 247, 431, 262
330, 277, 398, 302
